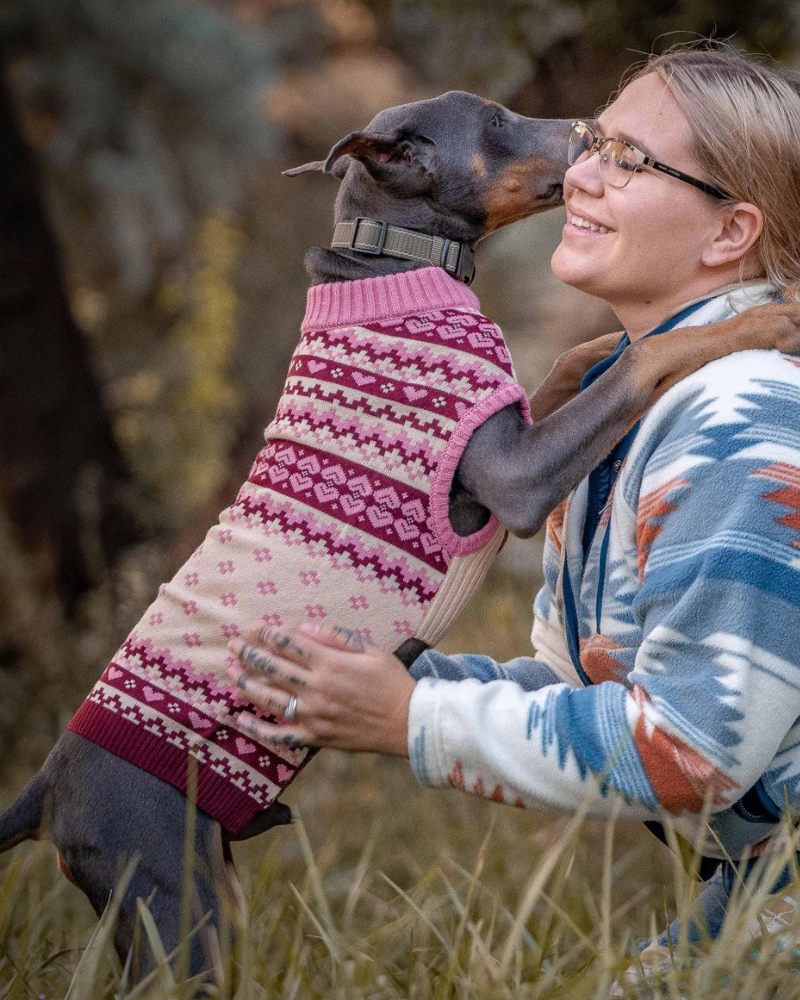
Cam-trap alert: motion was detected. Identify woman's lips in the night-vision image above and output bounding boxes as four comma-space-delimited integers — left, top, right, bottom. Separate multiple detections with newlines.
564, 209, 614, 237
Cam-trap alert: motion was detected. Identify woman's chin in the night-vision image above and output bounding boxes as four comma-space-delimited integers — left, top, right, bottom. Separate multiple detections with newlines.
550, 245, 605, 295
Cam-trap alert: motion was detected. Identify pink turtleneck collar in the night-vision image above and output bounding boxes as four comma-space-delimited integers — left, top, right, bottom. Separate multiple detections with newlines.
302, 266, 480, 332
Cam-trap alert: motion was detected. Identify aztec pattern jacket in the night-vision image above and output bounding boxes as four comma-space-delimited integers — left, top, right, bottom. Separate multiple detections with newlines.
69, 267, 529, 833
408, 282, 800, 860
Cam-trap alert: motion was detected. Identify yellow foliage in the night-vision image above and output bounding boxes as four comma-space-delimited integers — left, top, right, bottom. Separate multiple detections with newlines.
169, 212, 245, 515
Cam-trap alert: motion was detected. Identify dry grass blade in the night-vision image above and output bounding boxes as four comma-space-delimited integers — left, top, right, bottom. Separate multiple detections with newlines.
135, 898, 177, 991
292, 811, 341, 962
497, 789, 597, 980
64, 856, 138, 1000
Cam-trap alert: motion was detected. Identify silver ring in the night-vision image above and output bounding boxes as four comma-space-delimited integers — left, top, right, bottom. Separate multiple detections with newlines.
284, 694, 298, 723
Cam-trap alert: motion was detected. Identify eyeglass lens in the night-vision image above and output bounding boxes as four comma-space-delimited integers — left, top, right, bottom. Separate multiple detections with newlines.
568, 123, 638, 188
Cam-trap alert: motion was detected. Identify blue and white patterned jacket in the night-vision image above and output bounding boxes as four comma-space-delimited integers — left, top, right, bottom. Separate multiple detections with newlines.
408, 281, 800, 859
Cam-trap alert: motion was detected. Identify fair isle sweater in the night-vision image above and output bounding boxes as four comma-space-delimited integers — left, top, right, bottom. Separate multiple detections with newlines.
409, 282, 800, 860
69, 268, 530, 833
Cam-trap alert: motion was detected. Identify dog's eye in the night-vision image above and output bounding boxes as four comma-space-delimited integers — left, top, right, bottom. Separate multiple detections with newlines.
490, 113, 505, 128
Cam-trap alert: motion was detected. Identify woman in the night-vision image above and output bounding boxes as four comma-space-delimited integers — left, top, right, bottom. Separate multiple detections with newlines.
229, 46, 800, 970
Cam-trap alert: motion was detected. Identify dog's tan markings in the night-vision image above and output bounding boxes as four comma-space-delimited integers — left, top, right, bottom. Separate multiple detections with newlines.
471, 153, 487, 177
484, 156, 562, 233
57, 850, 79, 887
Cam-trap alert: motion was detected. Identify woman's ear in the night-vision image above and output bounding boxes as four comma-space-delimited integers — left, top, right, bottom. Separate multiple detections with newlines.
701, 202, 764, 269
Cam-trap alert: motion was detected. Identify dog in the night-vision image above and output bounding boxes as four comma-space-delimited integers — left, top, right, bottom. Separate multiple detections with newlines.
3, 90, 800, 985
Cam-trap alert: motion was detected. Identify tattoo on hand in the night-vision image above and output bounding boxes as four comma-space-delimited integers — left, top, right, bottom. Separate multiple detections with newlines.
258, 627, 305, 659
332, 626, 372, 651
243, 645, 276, 677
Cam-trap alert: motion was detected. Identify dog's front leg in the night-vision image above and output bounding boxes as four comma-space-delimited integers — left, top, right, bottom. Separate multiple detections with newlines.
455, 346, 651, 538
457, 302, 800, 537
525, 330, 621, 422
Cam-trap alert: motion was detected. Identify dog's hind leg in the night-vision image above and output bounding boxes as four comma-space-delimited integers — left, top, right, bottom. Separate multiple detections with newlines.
0, 769, 46, 851
11, 732, 240, 985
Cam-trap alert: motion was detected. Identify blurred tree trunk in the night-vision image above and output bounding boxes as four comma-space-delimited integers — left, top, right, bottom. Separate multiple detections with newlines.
0, 58, 138, 610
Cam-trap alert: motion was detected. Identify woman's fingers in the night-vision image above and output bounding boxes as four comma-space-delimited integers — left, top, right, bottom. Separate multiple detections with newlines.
244, 624, 316, 665
227, 639, 309, 690
229, 663, 295, 716
298, 622, 374, 652
228, 620, 415, 756
238, 710, 310, 749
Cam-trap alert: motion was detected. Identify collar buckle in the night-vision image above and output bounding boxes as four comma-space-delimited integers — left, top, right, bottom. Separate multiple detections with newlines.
348, 218, 388, 255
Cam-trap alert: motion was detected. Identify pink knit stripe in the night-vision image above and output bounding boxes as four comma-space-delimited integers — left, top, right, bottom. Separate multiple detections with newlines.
430, 381, 532, 557
283, 370, 460, 429
302, 267, 479, 331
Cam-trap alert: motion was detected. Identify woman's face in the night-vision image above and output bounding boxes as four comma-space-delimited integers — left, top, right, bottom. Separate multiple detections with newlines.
551, 73, 733, 318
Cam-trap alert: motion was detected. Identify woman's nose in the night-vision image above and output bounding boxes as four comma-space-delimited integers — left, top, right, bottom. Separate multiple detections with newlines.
564, 154, 604, 198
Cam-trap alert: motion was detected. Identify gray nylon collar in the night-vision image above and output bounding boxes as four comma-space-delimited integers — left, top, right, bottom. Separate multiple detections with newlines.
331, 218, 476, 285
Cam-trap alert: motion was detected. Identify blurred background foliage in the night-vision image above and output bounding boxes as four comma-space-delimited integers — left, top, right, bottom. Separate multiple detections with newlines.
0, 0, 798, 982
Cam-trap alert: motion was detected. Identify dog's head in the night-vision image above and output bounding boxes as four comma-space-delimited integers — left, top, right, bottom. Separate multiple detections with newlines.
284, 90, 571, 243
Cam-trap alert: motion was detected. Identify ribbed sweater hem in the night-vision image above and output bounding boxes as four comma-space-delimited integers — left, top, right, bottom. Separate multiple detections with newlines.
302, 267, 480, 331
68, 700, 260, 834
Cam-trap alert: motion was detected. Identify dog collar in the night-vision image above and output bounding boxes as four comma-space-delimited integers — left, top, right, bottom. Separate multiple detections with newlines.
331, 218, 476, 285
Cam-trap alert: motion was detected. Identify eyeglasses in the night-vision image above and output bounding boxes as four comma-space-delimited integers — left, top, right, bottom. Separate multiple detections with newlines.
568, 120, 731, 201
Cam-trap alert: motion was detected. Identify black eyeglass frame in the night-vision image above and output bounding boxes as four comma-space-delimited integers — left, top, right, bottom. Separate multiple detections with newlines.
569, 120, 732, 201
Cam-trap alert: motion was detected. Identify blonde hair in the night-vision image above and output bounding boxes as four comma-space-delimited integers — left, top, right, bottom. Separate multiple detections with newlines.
627, 44, 800, 301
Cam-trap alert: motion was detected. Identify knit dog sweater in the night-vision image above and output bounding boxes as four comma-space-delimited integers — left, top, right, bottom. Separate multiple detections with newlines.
69, 267, 530, 832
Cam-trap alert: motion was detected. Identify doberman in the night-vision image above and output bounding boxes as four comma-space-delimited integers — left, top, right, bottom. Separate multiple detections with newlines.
2, 90, 800, 988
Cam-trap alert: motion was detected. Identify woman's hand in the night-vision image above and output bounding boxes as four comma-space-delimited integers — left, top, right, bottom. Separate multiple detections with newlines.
227, 623, 416, 757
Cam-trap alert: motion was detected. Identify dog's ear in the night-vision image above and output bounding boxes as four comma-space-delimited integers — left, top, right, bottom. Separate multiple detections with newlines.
326, 131, 436, 193
283, 130, 437, 193
319, 130, 437, 193
282, 159, 350, 180
282, 160, 327, 177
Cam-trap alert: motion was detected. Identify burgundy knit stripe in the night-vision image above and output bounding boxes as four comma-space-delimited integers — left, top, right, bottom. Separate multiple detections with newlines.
367, 310, 515, 376
302, 326, 512, 392
234, 490, 445, 594
92, 658, 301, 791
246, 442, 446, 570
302, 267, 479, 332
285, 358, 465, 426
111, 636, 224, 701
68, 700, 264, 833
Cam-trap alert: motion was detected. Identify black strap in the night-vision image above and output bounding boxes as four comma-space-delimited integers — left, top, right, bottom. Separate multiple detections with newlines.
332, 218, 476, 284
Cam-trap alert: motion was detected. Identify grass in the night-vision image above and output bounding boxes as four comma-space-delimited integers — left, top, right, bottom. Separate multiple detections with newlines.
3, 568, 800, 998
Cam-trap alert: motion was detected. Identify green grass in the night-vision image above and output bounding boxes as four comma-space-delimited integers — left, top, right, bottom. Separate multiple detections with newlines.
3, 570, 800, 998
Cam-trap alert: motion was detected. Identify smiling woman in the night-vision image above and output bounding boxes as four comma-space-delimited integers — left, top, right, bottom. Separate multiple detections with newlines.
553, 66, 771, 339
231, 44, 800, 988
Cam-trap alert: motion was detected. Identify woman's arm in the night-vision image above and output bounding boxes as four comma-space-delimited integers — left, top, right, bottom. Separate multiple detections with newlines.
229, 351, 800, 825
411, 354, 800, 821
227, 622, 670, 819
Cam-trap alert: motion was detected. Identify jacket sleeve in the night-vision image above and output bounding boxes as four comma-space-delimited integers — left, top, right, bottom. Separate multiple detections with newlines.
408, 358, 800, 820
